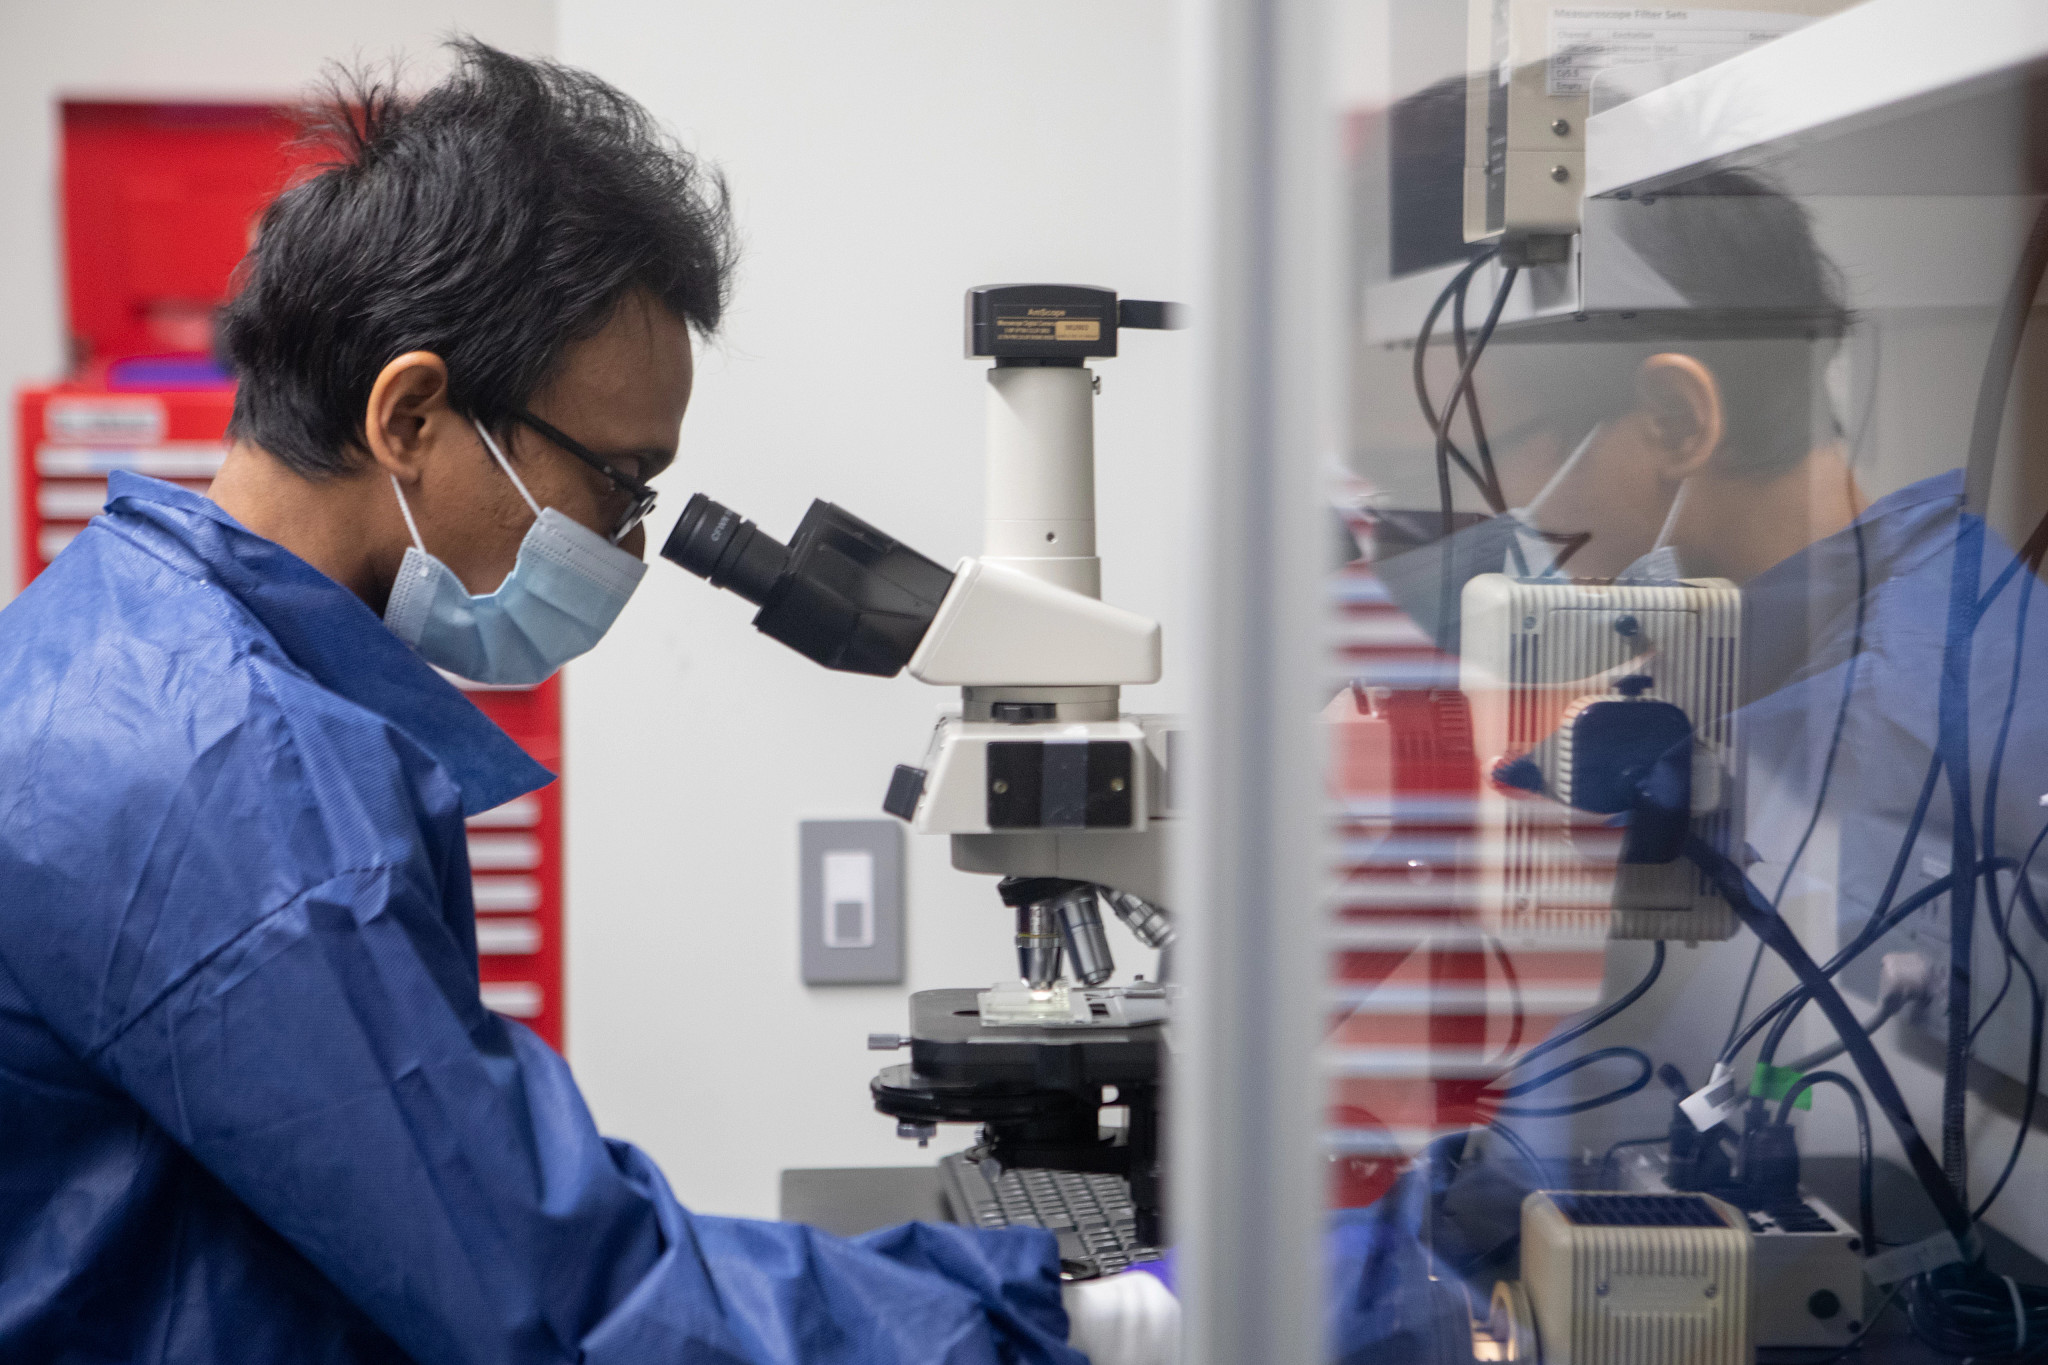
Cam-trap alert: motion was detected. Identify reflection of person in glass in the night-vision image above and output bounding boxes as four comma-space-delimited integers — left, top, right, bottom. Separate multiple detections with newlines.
1375, 172, 1863, 641
1342, 176, 2048, 1360
1377, 172, 2048, 923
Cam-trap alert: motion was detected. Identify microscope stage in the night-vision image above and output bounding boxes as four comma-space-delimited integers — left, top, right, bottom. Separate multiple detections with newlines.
900, 988, 1163, 1090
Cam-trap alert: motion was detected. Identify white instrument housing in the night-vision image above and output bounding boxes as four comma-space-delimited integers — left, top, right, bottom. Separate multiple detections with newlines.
1502, 1190, 1754, 1365
1460, 574, 1744, 945
897, 711, 1179, 906
909, 557, 1160, 687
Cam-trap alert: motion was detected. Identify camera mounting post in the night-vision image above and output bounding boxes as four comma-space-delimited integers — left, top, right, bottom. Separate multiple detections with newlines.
968, 284, 1184, 602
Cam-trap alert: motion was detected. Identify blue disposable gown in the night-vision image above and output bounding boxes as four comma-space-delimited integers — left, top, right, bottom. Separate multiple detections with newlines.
0, 473, 1083, 1365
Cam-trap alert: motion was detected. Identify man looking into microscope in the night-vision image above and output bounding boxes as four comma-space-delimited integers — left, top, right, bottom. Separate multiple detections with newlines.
0, 41, 1176, 1365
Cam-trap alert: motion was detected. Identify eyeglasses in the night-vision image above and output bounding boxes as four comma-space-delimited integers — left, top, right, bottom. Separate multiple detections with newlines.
510, 408, 661, 544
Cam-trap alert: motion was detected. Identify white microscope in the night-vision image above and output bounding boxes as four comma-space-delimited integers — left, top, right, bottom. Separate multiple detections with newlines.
664, 284, 1183, 1263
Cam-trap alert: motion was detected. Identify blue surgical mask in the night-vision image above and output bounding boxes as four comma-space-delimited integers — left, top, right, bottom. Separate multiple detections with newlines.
382, 420, 648, 685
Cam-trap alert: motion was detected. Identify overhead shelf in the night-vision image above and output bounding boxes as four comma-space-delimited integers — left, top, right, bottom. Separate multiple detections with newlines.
1362, 191, 2040, 347
1584, 0, 2048, 200
1364, 1, 2048, 344
1361, 254, 1578, 347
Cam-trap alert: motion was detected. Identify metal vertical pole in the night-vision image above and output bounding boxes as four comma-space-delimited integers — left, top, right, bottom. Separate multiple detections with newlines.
1175, 0, 1336, 1357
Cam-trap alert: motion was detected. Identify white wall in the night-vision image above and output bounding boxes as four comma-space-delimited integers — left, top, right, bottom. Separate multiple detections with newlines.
556, 2, 1193, 1216
0, 0, 557, 600
0, 0, 1189, 1223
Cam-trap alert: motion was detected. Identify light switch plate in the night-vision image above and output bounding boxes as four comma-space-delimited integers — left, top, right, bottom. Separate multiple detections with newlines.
800, 819, 904, 985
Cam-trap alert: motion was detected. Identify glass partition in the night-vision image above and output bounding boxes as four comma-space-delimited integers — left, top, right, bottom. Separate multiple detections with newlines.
1301, 3, 2048, 1362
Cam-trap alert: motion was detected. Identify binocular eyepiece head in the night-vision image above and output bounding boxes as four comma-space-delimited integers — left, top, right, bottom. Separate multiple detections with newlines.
661, 493, 955, 678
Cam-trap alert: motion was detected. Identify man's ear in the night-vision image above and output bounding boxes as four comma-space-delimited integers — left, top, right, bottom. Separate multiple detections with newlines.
363, 352, 455, 483
1634, 353, 1723, 482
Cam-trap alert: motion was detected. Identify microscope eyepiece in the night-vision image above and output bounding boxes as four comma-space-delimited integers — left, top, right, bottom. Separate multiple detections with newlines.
667, 494, 790, 606
661, 493, 956, 677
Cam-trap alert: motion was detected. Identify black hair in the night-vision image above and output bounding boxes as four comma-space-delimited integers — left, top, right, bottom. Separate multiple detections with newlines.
1515, 169, 1850, 479
218, 39, 736, 478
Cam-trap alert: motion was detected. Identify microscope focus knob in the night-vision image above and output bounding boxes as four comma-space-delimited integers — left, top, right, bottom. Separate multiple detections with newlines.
868, 1033, 910, 1052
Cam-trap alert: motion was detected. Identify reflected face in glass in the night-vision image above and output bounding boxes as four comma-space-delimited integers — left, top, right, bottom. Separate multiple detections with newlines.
1471, 409, 1579, 509
1479, 350, 1729, 580
1470, 344, 1638, 510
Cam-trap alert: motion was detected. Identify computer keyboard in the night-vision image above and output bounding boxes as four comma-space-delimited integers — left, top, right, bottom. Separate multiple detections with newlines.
938, 1152, 1157, 1278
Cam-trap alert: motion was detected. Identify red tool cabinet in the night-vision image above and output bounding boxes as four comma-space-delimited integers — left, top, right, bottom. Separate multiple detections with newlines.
11, 102, 568, 1049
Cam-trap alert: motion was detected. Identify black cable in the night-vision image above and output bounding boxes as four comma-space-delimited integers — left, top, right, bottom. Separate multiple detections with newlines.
1968, 908, 2018, 1050
1597, 1135, 1666, 1184
1739, 300, 2039, 1079
2018, 826, 2048, 944
1724, 720, 1860, 1065
1753, 850, 2005, 1074
1685, 835, 1976, 1239
1500, 1045, 1648, 1098
1969, 846, 2043, 1225
1978, 515, 2048, 612
1965, 564, 2034, 1056
1723, 942, 1772, 1060
1718, 327, 1876, 1064
1929, 195, 2048, 1201
1776, 1070, 1875, 1252
1432, 263, 1521, 635
1745, 826, 2014, 1069
1747, 984, 1801, 1069
1485, 1120, 1549, 1178
1434, 264, 1519, 520
1507, 940, 1666, 1077
1448, 264, 1507, 513
1781, 998, 1907, 1074
1724, 549, 1868, 1063
1416, 258, 1496, 505
1952, 192, 2048, 646
1487, 936, 1526, 1063
1852, 751, 1947, 979
1935, 520, 1983, 1198
1904, 1263, 2048, 1359
1980, 546, 2032, 886
1411, 251, 1500, 525
1753, 843, 2023, 1080
1732, 866, 1971, 1067
1493, 1046, 1653, 1118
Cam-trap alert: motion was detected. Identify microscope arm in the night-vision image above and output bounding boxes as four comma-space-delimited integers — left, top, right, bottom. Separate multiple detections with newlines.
910, 557, 1159, 686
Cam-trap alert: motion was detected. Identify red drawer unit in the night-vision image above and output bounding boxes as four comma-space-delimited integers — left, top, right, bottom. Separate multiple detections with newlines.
15, 386, 232, 584
464, 679, 568, 1049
